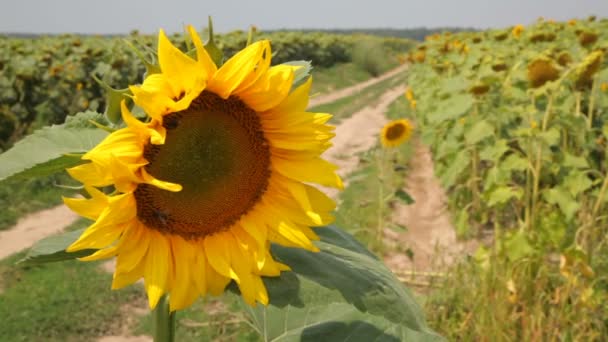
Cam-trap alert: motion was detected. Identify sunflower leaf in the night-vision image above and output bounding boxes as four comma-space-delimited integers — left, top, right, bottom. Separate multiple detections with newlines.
239, 225, 442, 341
18, 228, 96, 266
284, 60, 313, 91
0, 121, 108, 184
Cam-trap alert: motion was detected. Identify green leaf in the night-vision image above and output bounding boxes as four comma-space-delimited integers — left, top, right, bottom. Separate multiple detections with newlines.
240, 226, 441, 341
465, 119, 494, 145
563, 171, 593, 197
18, 228, 95, 265
487, 186, 523, 207
284, 60, 313, 91
562, 153, 589, 169
479, 139, 509, 162
427, 94, 473, 124
501, 154, 528, 172
543, 187, 581, 221
395, 189, 415, 204
537, 128, 560, 147
0, 124, 107, 183
439, 150, 470, 188
503, 230, 536, 261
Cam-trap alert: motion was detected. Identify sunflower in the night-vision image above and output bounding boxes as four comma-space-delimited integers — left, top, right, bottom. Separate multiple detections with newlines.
63, 26, 342, 311
511, 25, 524, 38
380, 119, 413, 148
527, 56, 560, 88
574, 50, 604, 89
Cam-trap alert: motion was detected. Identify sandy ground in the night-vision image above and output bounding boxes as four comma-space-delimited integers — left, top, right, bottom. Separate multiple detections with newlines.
0, 205, 79, 260
383, 139, 478, 273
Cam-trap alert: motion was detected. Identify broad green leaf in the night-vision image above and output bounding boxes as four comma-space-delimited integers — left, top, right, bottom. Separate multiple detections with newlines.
562, 153, 589, 169
479, 139, 509, 162
395, 189, 415, 204
427, 94, 473, 124
465, 119, 494, 145
284, 60, 313, 91
18, 228, 95, 265
0, 125, 107, 183
503, 230, 536, 261
238, 226, 441, 341
537, 128, 560, 147
500, 154, 528, 172
487, 186, 523, 207
563, 171, 593, 197
439, 150, 470, 188
543, 187, 581, 221
244, 287, 441, 342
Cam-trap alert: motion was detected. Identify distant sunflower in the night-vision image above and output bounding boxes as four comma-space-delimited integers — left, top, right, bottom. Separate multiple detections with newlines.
511, 25, 525, 38
64, 26, 342, 311
527, 56, 560, 88
381, 119, 413, 148
574, 50, 604, 89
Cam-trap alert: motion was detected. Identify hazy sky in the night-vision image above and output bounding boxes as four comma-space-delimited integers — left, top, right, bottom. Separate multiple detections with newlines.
1, 0, 607, 34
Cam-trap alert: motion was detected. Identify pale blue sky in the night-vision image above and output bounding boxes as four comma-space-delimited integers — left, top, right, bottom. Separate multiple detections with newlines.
1, 0, 607, 34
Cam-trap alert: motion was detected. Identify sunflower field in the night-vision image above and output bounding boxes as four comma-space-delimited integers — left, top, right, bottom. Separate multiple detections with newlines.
0, 30, 412, 151
405, 17, 608, 339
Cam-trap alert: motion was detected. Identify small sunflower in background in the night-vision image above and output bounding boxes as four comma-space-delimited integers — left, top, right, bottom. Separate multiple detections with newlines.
63, 25, 342, 311
511, 24, 524, 38
380, 119, 413, 148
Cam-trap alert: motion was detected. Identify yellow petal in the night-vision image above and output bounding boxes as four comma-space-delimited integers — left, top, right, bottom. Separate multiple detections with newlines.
203, 233, 238, 280
158, 28, 205, 98
268, 76, 313, 114
237, 64, 295, 112
186, 25, 217, 78
207, 41, 271, 99
144, 230, 170, 309
272, 156, 343, 189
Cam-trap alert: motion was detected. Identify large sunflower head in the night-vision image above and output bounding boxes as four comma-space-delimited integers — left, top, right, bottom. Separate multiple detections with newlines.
63, 26, 343, 311
380, 119, 413, 148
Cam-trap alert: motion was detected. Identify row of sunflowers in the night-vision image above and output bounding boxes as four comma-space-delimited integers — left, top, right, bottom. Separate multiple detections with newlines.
0, 29, 411, 151
404, 17, 608, 339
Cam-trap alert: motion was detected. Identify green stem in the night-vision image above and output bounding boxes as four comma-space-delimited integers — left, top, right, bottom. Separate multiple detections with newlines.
587, 78, 597, 129
530, 94, 554, 230
153, 295, 176, 342
376, 148, 386, 251
575, 91, 581, 117
470, 102, 481, 230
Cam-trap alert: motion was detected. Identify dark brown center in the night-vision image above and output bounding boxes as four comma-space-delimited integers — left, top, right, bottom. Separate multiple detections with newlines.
134, 91, 271, 239
386, 123, 406, 141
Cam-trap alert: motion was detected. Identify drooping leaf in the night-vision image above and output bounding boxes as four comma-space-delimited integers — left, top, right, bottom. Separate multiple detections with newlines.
237, 226, 442, 341
18, 228, 96, 265
439, 150, 470, 188
0, 124, 107, 184
503, 230, 536, 261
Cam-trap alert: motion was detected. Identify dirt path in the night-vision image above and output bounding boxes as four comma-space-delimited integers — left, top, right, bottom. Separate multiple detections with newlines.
0, 206, 79, 260
383, 139, 477, 273
309, 64, 408, 108
320, 85, 406, 199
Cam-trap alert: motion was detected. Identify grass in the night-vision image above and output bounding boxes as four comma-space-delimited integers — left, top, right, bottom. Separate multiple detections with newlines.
0, 219, 145, 342
0, 174, 78, 231
311, 71, 407, 123
310, 62, 373, 95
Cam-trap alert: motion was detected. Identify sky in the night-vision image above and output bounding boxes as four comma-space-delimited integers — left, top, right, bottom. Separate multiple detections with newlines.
1, 0, 607, 34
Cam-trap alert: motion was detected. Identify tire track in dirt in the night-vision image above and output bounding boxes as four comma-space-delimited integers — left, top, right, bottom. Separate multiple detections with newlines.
309, 64, 408, 108
383, 139, 478, 273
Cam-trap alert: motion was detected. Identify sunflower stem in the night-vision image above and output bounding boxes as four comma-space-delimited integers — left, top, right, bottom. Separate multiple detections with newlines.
153, 295, 176, 342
